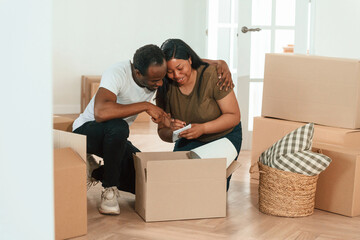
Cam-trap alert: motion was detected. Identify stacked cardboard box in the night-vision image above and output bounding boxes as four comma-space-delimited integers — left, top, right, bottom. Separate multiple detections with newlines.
251, 54, 360, 217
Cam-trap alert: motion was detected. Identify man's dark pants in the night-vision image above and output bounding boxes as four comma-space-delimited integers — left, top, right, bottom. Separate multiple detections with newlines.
73, 118, 139, 194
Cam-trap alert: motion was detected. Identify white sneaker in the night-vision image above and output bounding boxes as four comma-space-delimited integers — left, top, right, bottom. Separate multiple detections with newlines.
86, 154, 101, 191
99, 187, 120, 215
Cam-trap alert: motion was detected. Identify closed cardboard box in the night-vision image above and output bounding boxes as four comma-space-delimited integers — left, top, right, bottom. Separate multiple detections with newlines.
53, 130, 87, 239
53, 115, 74, 132
251, 117, 360, 217
133, 151, 240, 222
262, 54, 360, 129
251, 117, 360, 177
313, 143, 360, 217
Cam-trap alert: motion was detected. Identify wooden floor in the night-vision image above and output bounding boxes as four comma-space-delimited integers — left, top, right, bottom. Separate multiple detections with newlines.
70, 120, 360, 240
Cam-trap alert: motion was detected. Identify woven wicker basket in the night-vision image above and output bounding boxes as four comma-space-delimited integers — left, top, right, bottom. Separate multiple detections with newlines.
258, 162, 319, 217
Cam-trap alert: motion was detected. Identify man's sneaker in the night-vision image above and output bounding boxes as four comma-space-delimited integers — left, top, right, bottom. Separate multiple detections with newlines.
99, 187, 120, 215
86, 154, 101, 191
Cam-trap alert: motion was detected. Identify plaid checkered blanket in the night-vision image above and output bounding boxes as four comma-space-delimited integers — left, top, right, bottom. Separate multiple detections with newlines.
259, 123, 331, 176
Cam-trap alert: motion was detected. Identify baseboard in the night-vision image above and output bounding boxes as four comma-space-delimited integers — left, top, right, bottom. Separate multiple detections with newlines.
53, 104, 81, 114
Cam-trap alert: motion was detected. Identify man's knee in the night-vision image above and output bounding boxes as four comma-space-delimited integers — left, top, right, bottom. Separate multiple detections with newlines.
104, 118, 130, 140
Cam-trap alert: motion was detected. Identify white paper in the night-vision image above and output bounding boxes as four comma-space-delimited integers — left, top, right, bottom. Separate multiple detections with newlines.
172, 124, 192, 142
188, 138, 237, 168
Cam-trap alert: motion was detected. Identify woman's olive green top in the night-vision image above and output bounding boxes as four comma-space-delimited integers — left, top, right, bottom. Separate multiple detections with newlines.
163, 64, 234, 142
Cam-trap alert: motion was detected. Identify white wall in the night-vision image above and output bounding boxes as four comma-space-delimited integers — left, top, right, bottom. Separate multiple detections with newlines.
0, 1, 54, 239
53, 0, 207, 114
312, 0, 360, 59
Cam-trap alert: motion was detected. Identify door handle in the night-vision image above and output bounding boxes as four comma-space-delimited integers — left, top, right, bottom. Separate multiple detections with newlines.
241, 26, 261, 33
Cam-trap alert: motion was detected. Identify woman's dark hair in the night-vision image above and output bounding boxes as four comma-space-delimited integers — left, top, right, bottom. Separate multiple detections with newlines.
161, 39, 204, 69
156, 39, 209, 109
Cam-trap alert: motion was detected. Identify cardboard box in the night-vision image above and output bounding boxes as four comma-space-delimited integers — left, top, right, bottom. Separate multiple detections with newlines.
81, 75, 101, 113
251, 117, 360, 217
53, 115, 74, 132
312, 143, 360, 217
53, 130, 87, 239
261, 53, 360, 129
133, 151, 241, 222
250, 117, 360, 178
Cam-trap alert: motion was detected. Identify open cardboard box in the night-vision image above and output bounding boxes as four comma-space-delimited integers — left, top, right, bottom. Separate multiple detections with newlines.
53, 129, 87, 239
133, 151, 241, 222
262, 53, 360, 129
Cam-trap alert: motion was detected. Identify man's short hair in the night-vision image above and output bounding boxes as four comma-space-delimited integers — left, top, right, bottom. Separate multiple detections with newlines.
133, 44, 165, 76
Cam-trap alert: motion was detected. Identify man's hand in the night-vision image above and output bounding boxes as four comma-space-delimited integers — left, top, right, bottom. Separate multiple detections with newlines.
169, 118, 186, 131
146, 103, 167, 123
160, 113, 187, 131
179, 123, 205, 139
215, 60, 234, 91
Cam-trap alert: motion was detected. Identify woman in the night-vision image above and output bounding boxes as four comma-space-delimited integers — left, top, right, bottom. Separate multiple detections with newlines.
156, 39, 242, 190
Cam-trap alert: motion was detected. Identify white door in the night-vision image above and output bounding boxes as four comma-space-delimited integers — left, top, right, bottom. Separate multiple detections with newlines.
237, 0, 310, 150
207, 0, 239, 95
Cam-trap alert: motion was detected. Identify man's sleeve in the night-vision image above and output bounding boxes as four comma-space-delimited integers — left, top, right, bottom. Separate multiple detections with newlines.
99, 68, 125, 96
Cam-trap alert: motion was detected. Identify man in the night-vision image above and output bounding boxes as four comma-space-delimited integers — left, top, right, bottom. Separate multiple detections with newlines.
73, 44, 233, 215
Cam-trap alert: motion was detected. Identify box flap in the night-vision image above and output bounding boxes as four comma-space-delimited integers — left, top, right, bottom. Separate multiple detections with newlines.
133, 153, 147, 220
135, 151, 189, 161
226, 160, 241, 178
53, 129, 86, 162
133, 153, 147, 180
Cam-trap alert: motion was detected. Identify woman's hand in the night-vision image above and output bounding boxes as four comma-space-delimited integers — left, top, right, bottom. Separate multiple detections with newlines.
215, 60, 234, 91
179, 123, 205, 139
